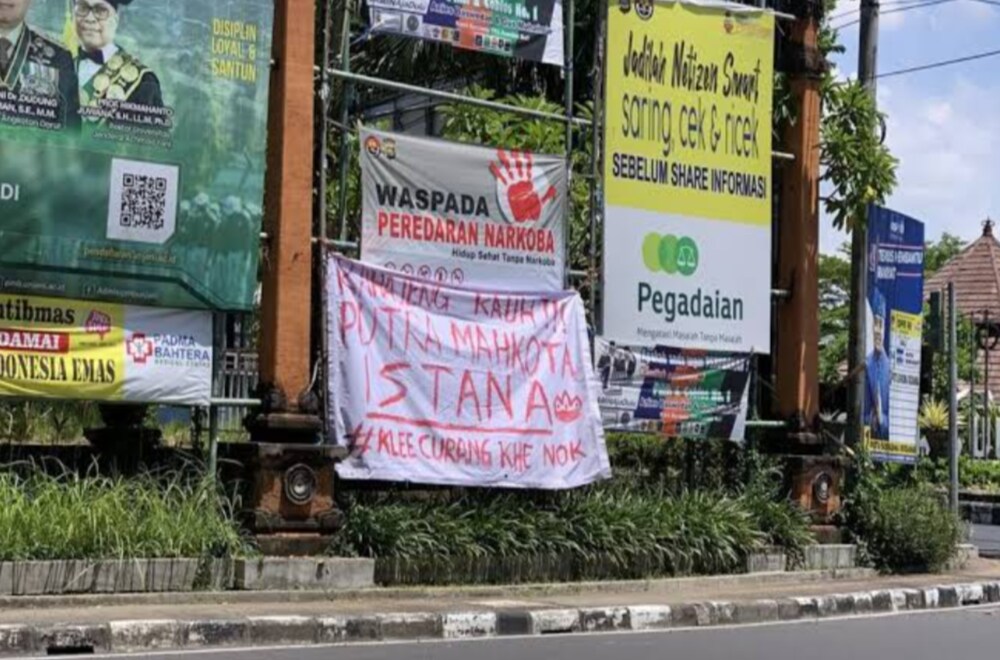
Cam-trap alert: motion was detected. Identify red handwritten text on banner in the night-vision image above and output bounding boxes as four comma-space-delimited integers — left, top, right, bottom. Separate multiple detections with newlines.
326, 254, 610, 489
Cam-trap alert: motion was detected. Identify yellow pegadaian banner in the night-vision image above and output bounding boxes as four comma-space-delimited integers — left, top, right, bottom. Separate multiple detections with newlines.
604, 1, 774, 226
0, 295, 126, 400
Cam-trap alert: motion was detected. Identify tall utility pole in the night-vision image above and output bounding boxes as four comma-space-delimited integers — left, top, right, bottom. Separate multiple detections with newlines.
949, 283, 958, 513
848, 0, 879, 447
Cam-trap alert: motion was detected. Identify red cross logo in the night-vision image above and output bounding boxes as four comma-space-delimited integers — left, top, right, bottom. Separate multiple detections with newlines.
127, 333, 155, 364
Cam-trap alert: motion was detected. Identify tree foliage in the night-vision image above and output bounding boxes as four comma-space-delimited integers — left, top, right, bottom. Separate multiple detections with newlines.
924, 232, 965, 277
820, 82, 898, 231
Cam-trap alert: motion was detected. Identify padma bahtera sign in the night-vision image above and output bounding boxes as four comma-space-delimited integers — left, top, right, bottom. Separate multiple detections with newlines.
601, 0, 774, 354
0, 0, 276, 310
0, 293, 212, 405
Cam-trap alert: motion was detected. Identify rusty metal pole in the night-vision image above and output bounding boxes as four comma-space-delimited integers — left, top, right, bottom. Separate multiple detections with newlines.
247, 0, 344, 556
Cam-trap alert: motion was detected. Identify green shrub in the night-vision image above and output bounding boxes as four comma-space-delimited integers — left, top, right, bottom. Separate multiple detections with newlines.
0, 466, 249, 560
845, 484, 961, 573
739, 451, 813, 566
331, 485, 810, 578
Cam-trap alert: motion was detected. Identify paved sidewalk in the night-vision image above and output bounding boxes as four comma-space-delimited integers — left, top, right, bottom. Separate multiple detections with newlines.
1, 560, 998, 625
2, 560, 1000, 656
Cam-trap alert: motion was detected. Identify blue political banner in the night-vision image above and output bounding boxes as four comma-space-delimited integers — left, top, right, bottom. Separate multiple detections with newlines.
864, 205, 925, 464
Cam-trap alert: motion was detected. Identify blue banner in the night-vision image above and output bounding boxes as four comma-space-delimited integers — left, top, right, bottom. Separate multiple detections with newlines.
864, 205, 925, 464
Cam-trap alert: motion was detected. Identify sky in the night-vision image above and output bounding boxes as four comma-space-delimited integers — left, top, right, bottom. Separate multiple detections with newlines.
820, 0, 1000, 254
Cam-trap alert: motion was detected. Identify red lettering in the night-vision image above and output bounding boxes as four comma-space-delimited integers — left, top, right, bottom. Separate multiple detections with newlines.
339, 301, 357, 344
499, 441, 532, 473
456, 370, 483, 421
364, 354, 371, 404
561, 345, 579, 379
525, 380, 553, 425
474, 294, 490, 317
357, 307, 377, 346
382, 306, 399, 351
519, 300, 536, 325
543, 440, 586, 467
425, 317, 443, 354
486, 371, 513, 420
378, 210, 390, 235
354, 426, 374, 456
423, 363, 453, 412
401, 212, 412, 240
451, 321, 474, 356
378, 362, 410, 408
475, 326, 493, 363
542, 341, 562, 374
524, 337, 542, 375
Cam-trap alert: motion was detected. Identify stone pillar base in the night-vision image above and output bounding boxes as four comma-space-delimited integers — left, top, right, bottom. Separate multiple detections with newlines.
781, 454, 847, 526
239, 441, 346, 556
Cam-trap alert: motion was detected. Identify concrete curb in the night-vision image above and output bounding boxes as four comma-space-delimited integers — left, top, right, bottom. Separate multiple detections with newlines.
0, 567, 876, 611
5, 579, 1000, 656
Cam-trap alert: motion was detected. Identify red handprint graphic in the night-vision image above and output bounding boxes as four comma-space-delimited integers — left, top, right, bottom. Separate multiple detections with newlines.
490, 149, 557, 224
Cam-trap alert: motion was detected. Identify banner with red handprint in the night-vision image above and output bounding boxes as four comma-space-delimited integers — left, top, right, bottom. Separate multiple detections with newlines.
360, 127, 567, 292
326, 253, 611, 490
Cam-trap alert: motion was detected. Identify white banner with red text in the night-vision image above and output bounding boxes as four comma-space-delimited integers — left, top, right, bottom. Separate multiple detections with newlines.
360, 127, 567, 292
326, 253, 611, 489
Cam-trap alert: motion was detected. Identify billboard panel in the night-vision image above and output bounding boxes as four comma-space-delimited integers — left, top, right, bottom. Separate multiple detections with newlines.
865, 205, 925, 464
0, 293, 212, 406
367, 0, 564, 66
360, 127, 567, 291
602, 1, 774, 353
595, 339, 750, 441
0, 0, 275, 310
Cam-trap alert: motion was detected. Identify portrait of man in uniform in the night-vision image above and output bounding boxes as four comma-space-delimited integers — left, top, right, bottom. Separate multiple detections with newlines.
74, 0, 162, 112
0, 0, 80, 129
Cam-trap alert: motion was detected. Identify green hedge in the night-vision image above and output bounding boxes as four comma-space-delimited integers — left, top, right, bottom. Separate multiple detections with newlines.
331, 435, 814, 581
844, 485, 961, 573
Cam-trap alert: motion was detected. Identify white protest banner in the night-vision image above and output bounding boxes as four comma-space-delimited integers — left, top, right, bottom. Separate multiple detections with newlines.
360, 128, 567, 292
326, 253, 611, 490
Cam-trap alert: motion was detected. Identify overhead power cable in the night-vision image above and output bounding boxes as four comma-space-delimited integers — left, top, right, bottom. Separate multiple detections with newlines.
876, 46, 1000, 78
829, 0, 952, 22
832, 0, 956, 29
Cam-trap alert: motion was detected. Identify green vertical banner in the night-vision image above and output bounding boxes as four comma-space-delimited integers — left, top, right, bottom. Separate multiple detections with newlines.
0, 0, 275, 311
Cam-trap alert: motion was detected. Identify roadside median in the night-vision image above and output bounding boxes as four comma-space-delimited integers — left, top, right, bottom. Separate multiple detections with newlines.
2, 560, 999, 656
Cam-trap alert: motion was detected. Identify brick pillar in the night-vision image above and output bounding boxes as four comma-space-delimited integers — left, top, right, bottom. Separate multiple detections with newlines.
258, 0, 316, 412
775, 16, 822, 433
773, 3, 845, 534
243, 0, 344, 555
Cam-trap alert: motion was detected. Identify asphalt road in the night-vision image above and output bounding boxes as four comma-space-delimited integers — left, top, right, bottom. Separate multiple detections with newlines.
972, 524, 1000, 558
70, 606, 1000, 660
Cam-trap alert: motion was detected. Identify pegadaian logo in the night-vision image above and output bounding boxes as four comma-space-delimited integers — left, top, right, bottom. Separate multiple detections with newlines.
642, 233, 699, 277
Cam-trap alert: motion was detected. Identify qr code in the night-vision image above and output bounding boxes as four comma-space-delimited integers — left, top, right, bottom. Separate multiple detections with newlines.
106, 158, 178, 244
120, 173, 168, 229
